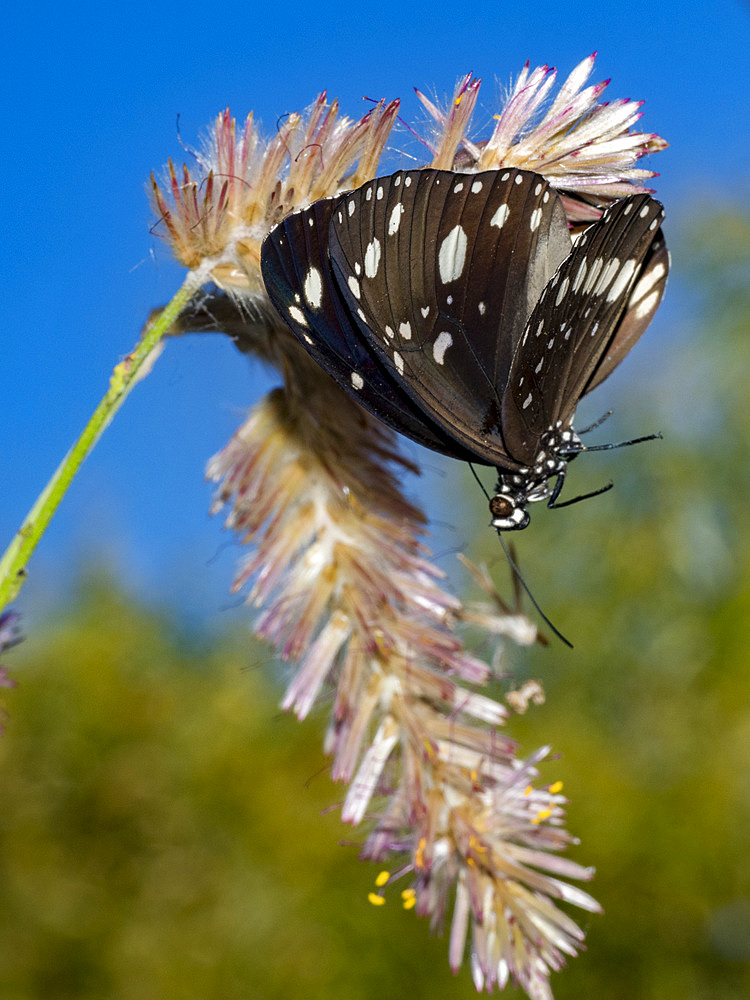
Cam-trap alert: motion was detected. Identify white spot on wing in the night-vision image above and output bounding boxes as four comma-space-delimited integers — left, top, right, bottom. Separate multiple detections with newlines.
490, 203, 510, 229
350, 372, 364, 390
529, 207, 542, 232
421, 306, 430, 318
595, 258, 621, 296
364, 238, 382, 278
629, 262, 666, 303
583, 257, 604, 293
555, 276, 570, 306
478, 301, 486, 315
606, 259, 637, 302
438, 225, 468, 283
393, 350, 404, 374
398, 321, 412, 340
432, 331, 453, 365
522, 392, 533, 409
471, 180, 483, 193
453, 181, 464, 192
304, 266, 323, 309
288, 305, 308, 327
348, 200, 355, 217
573, 259, 588, 292
633, 290, 660, 318
347, 275, 361, 299
388, 202, 404, 235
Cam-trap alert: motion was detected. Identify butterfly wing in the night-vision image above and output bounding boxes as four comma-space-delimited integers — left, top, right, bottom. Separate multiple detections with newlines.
583, 229, 669, 393
329, 168, 572, 467
260, 197, 479, 459
501, 195, 667, 465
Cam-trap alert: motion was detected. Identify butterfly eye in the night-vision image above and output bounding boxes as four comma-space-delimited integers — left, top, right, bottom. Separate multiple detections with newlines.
489, 495, 515, 519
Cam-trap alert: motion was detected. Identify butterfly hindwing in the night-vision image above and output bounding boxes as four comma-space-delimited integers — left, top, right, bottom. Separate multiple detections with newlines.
329, 168, 572, 467
584, 230, 669, 393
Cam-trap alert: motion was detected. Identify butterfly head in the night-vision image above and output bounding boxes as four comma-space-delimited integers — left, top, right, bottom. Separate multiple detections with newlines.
490, 426, 583, 531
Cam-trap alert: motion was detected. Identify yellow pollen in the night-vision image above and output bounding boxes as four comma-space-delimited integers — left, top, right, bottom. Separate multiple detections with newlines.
549, 781, 564, 794
524, 785, 533, 796
401, 888, 416, 901
368, 892, 386, 907
469, 836, 487, 855
415, 837, 426, 869
402, 894, 417, 911
455, 95, 463, 106
375, 870, 390, 887
533, 807, 553, 824
373, 632, 389, 654
467, 857, 476, 867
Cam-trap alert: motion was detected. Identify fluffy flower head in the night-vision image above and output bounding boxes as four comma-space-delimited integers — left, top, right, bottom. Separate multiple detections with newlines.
417, 53, 667, 223
151, 95, 399, 295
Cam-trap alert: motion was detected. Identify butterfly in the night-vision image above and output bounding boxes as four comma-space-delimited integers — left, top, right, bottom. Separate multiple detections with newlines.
260, 167, 668, 531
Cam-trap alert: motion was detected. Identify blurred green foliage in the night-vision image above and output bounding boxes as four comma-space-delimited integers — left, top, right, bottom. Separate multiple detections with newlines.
1, 206, 749, 999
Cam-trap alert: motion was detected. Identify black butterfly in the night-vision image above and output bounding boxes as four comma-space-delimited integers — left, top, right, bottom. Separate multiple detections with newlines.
260, 168, 668, 531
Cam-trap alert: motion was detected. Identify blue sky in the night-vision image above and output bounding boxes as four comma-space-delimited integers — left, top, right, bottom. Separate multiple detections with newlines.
2, 0, 749, 629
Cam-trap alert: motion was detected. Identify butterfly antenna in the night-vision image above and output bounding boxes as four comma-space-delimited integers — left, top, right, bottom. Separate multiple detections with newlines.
583, 431, 663, 453
578, 409, 614, 435
496, 532, 574, 650
467, 465, 567, 644
468, 463, 490, 501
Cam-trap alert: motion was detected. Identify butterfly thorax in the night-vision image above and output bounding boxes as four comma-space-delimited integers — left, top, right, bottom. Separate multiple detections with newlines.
490, 426, 583, 531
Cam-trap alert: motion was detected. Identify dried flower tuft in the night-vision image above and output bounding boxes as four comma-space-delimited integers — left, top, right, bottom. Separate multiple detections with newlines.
207, 367, 597, 997
151, 95, 399, 297
416, 53, 667, 223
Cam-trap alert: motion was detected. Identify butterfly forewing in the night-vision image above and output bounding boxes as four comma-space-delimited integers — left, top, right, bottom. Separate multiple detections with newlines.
260, 197, 478, 459
329, 168, 572, 467
501, 194, 667, 464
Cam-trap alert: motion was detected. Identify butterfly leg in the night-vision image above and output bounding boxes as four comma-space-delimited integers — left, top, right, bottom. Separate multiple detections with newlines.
549, 479, 614, 510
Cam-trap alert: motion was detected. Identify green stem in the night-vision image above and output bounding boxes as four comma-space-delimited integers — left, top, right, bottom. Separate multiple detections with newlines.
0, 269, 205, 611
